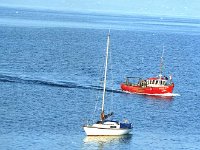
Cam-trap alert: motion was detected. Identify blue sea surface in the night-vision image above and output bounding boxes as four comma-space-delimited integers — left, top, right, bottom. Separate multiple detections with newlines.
0, 7, 200, 150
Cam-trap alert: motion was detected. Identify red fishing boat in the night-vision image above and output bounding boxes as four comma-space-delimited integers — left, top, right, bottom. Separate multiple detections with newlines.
121, 50, 174, 95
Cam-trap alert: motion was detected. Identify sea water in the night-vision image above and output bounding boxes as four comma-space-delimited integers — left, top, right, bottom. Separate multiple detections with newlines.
0, 7, 200, 149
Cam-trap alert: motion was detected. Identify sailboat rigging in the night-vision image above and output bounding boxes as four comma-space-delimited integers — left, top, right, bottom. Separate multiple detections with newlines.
83, 31, 132, 136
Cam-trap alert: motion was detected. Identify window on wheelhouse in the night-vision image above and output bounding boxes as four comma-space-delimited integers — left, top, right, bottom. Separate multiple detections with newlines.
155, 80, 158, 84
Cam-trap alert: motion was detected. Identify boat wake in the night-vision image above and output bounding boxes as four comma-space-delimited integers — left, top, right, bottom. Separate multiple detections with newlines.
0, 73, 78, 88
0, 73, 122, 93
147, 93, 181, 97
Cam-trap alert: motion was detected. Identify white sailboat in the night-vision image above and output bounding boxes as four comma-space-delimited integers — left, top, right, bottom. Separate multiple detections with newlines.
83, 31, 133, 136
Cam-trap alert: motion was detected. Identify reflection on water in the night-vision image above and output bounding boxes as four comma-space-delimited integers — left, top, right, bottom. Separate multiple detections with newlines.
83, 134, 132, 143
83, 134, 132, 149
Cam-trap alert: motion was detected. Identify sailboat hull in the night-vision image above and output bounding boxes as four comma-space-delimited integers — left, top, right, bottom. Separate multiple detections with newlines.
83, 126, 132, 136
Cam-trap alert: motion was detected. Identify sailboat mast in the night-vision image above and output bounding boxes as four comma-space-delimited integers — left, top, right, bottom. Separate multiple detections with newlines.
101, 31, 110, 113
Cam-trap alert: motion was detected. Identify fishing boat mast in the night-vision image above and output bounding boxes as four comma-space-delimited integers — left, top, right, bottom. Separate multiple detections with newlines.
159, 47, 165, 79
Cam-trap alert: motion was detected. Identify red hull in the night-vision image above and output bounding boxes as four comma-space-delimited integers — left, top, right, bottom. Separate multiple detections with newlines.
121, 83, 174, 95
